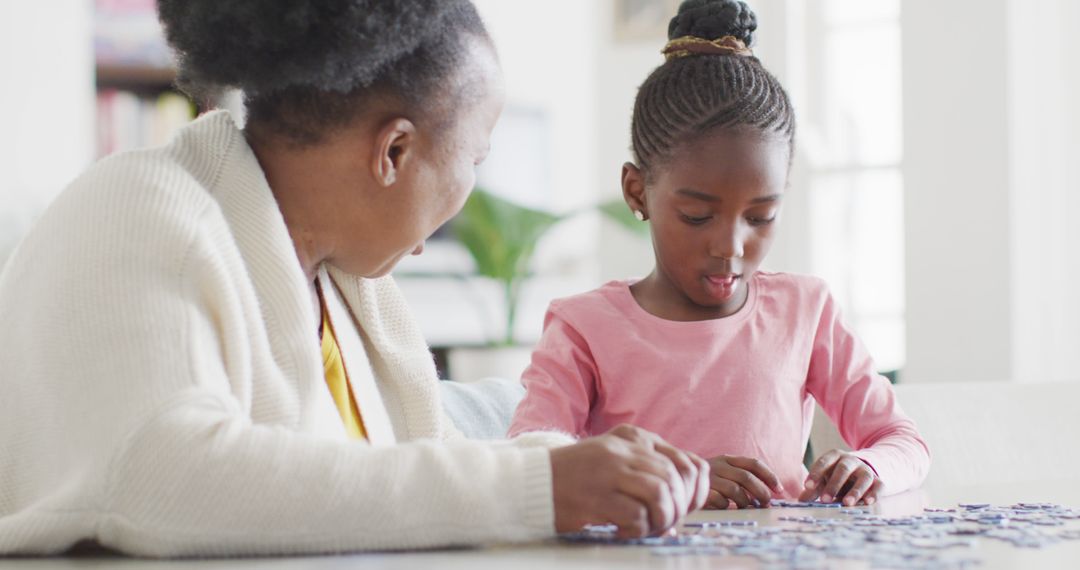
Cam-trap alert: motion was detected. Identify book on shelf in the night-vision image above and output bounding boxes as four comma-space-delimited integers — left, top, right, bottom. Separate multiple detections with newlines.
93, 0, 194, 158
96, 90, 194, 158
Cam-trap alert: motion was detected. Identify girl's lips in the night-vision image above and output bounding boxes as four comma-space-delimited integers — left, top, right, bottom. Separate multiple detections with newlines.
705, 274, 741, 301
706, 274, 739, 285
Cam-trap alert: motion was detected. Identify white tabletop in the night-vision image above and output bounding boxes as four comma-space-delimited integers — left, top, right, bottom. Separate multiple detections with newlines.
5, 478, 1079, 569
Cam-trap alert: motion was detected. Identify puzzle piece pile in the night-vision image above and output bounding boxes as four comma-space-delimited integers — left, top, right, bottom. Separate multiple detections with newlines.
560, 501, 1080, 569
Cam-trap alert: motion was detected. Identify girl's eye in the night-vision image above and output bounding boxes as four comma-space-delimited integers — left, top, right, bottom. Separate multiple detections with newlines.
681, 214, 712, 225
748, 216, 777, 227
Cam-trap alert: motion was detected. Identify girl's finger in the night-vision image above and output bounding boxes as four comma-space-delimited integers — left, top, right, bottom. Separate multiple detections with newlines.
863, 478, 885, 505
704, 487, 728, 510
726, 456, 784, 497
840, 468, 876, 506
711, 476, 752, 509
801, 450, 841, 499
722, 466, 774, 507
820, 457, 859, 503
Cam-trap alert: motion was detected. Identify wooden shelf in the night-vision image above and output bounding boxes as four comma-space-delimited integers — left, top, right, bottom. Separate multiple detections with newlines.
95, 64, 176, 89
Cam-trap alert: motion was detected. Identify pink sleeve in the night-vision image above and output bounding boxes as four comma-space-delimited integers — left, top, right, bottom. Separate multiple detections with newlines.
507, 308, 598, 439
806, 291, 931, 496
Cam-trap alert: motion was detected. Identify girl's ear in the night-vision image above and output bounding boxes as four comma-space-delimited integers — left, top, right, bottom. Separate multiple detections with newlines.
372, 118, 417, 187
621, 162, 649, 220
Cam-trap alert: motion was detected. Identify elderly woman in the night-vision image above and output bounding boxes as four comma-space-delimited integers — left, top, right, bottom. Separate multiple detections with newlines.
0, 0, 708, 557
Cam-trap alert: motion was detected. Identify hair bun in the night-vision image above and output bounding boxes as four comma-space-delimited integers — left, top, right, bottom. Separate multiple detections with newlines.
668, 0, 757, 46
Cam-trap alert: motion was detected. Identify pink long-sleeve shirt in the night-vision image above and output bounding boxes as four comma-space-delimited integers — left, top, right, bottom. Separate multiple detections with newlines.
509, 272, 930, 496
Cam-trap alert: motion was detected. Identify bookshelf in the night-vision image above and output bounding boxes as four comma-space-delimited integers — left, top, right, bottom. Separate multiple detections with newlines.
95, 63, 177, 91
93, 0, 195, 158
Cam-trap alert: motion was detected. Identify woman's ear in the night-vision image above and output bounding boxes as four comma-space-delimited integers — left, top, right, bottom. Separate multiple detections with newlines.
372, 118, 417, 187
621, 162, 649, 220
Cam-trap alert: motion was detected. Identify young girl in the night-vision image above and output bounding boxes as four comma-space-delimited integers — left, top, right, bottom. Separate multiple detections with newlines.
509, 0, 929, 509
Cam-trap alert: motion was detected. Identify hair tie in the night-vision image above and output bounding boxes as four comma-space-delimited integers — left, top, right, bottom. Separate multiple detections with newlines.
662, 35, 753, 61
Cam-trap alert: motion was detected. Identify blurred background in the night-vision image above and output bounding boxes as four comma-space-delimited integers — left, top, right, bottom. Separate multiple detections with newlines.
1, 0, 1077, 385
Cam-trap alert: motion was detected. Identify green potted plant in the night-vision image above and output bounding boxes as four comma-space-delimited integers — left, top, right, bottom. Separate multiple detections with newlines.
446, 188, 562, 381
446, 189, 649, 381
452, 188, 563, 346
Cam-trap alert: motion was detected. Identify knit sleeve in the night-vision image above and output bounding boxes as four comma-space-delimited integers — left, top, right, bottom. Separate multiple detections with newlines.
804, 289, 931, 496
94, 230, 557, 556
103, 390, 555, 556
507, 307, 599, 439
0, 170, 557, 556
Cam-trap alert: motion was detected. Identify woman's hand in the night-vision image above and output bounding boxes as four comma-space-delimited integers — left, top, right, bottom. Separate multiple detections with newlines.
799, 449, 882, 506
549, 424, 710, 539
704, 455, 784, 509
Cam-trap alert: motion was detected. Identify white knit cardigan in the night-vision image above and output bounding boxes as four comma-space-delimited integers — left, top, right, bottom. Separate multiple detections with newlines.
0, 111, 568, 557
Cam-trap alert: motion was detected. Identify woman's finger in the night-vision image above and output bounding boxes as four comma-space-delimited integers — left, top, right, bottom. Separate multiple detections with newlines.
689, 453, 712, 511
630, 451, 689, 522
609, 425, 694, 520
617, 470, 677, 535
607, 494, 651, 539
650, 441, 701, 516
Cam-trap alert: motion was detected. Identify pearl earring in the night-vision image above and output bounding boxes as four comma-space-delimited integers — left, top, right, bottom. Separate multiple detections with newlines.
634, 210, 645, 221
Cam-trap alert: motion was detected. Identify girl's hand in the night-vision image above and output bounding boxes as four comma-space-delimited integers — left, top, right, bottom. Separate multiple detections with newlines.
704, 455, 784, 509
549, 424, 710, 539
799, 449, 883, 506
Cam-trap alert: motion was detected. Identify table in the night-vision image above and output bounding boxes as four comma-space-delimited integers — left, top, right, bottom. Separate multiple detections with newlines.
4, 479, 1079, 569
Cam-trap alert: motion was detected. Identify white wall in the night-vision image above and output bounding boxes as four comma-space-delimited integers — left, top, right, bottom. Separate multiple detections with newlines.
0, 1, 94, 265
902, 0, 1012, 383
472, 0, 598, 210
592, 0, 661, 282
1007, 0, 1080, 383
903, 0, 1080, 384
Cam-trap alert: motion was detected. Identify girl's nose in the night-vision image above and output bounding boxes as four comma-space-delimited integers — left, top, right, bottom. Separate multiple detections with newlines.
708, 223, 745, 260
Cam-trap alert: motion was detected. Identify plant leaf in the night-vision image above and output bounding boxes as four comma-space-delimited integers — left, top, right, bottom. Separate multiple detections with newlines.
451, 188, 562, 283
451, 188, 563, 345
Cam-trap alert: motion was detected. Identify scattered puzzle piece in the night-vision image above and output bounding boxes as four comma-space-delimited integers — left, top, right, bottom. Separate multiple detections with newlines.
559, 502, 1080, 569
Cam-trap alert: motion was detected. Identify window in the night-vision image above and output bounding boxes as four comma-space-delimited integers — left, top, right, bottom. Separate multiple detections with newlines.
797, 0, 905, 371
